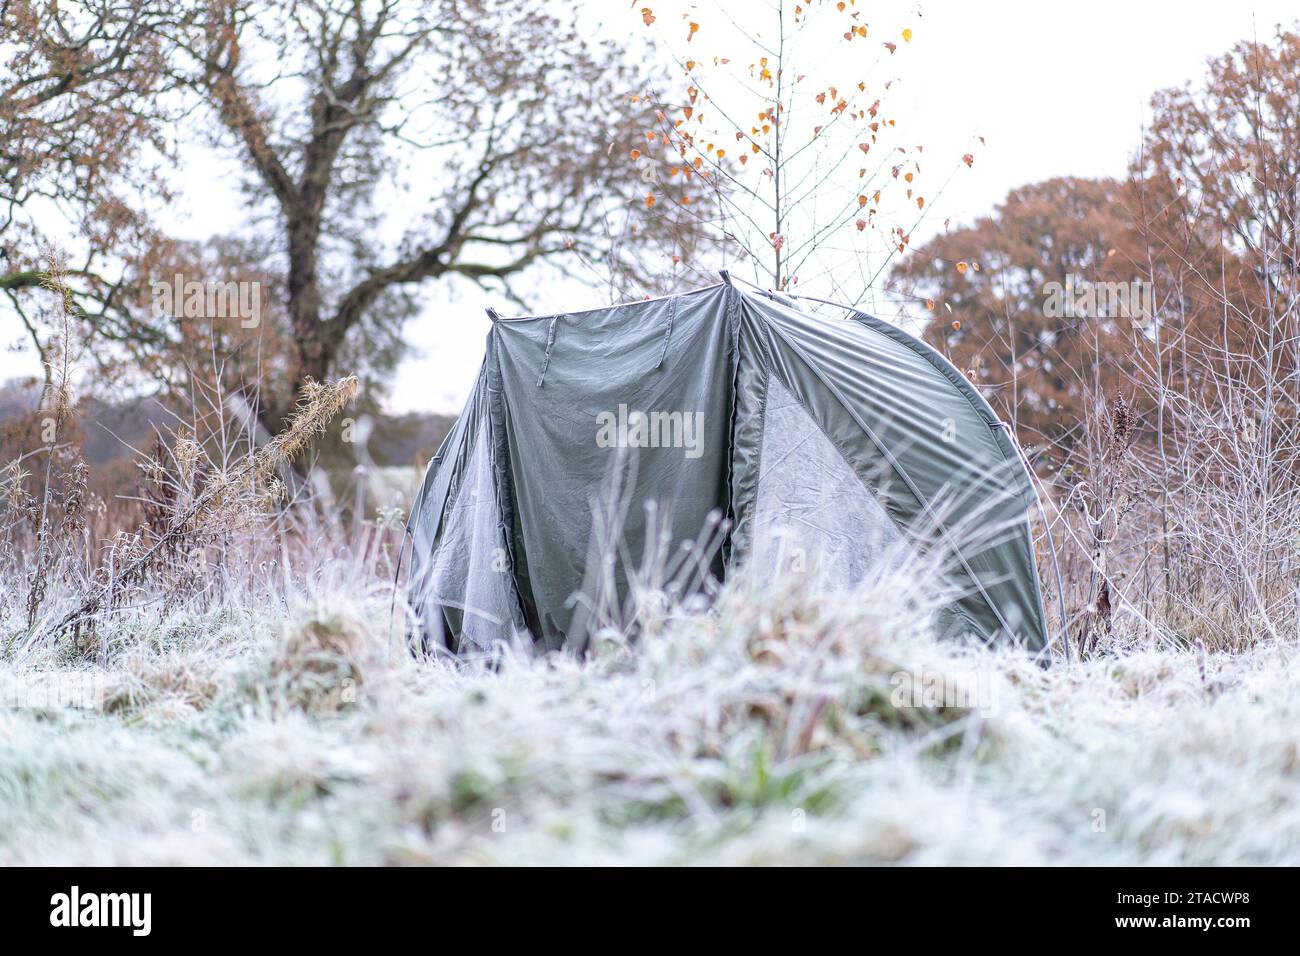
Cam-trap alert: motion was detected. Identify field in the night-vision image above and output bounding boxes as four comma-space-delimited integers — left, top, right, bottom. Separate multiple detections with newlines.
4, 532, 1298, 866
4, 2, 1299, 870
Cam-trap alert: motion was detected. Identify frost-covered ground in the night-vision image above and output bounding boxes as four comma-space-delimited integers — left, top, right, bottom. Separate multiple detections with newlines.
2, 562, 1299, 866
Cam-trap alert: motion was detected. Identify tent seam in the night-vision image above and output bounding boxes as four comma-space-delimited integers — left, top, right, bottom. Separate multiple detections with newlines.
535, 316, 559, 387
654, 297, 677, 370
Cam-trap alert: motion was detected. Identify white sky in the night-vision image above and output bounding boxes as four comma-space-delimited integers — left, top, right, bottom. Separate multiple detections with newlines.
3, 0, 1295, 413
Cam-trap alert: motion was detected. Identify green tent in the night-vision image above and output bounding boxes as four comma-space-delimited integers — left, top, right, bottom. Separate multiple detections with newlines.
407, 278, 1050, 656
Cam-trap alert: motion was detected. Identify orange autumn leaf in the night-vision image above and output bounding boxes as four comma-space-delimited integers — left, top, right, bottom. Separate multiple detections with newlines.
645, 193, 656, 208
956, 261, 969, 274
630, 148, 641, 160
640, 8, 655, 26
687, 21, 699, 41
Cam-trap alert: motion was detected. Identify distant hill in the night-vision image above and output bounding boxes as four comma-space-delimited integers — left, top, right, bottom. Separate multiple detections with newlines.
0, 379, 456, 504
364, 410, 456, 469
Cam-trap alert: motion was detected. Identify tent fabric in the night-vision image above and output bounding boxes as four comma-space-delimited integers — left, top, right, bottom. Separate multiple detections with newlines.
405, 364, 531, 653
407, 280, 1049, 655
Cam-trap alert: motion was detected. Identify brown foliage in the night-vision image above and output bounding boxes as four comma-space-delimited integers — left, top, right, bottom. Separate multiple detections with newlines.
893, 177, 1146, 456
894, 25, 1300, 653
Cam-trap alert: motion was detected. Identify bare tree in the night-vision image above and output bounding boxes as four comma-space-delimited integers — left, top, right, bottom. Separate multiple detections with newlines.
162, 0, 707, 430
631, 1, 964, 300
1123, 25, 1300, 647
0, 0, 185, 384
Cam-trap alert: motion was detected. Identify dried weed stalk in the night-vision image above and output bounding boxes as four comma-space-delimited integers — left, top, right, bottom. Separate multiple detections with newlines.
49, 376, 359, 640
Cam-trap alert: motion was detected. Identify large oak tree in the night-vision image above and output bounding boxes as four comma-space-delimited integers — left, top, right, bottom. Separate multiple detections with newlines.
167, 0, 707, 430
